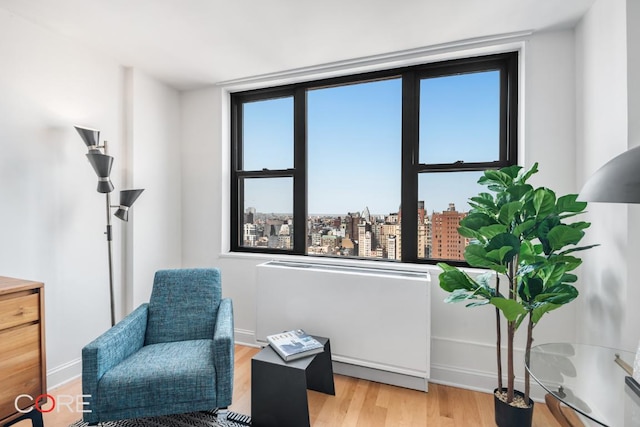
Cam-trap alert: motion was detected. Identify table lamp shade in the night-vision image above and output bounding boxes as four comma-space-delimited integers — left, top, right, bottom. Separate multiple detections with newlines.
578, 145, 640, 203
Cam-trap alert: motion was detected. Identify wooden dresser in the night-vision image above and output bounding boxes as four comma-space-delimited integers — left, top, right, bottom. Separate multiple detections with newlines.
0, 277, 46, 426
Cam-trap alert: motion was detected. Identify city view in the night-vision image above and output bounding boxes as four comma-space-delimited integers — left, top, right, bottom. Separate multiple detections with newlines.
238, 69, 500, 263
242, 201, 470, 262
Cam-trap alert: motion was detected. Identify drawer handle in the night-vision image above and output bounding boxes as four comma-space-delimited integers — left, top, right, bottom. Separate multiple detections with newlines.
15, 307, 25, 316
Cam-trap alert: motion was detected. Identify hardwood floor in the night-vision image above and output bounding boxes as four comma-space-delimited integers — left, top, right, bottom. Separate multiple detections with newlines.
26, 344, 573, 427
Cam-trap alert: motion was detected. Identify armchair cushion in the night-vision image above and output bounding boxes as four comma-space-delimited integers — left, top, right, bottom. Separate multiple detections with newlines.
145, 268, 221, 345
97, 340, 216, 415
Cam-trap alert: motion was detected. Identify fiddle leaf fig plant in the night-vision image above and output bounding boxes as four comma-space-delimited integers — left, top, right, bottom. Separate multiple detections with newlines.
438, 162, 598, 406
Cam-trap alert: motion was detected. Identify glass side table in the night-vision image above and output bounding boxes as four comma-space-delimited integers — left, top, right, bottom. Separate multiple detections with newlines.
526, 343, 640, 426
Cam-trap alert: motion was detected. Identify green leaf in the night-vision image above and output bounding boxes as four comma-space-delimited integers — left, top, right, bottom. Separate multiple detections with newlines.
547, 225, 585, 251
560, 273, 577, 283
534, 284, 579, 305
518, 240, 537, 262
437, 265, 479, 293
558, 244, 600, 255
531, 302, 560, 324
458, 226, 480, 240
513, 219, 536, 237
486, 246, 515, 263
469, 193, 497, 211
475, 271, 495, 290
533, 188, 556, 218
464, 245, 506, 272
478, 224, 508, 240
519, 277, 543, 302
515, 312, 529, 330
460, 213, 497, 231
444, 289, 475, 304
549, 254, 583, 271
537, 217, 560, 254
479, 170, 513, 189
566, 221, 591, 231
506, 184, 534, 203
498, 201, 524, 225
486, 233, 521, 262
539, 263, 566, 288
490, 297, 527, 322
556, 194, 587, 214
518, 162, 539, 184
501, 164, 524, 180
466, 300, 491, 308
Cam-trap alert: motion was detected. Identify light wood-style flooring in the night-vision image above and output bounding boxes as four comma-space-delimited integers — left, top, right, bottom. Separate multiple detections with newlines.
20, 344, 578, 427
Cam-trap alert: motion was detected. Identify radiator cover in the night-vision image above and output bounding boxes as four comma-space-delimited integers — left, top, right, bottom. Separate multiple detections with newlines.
256, 261, 430, 382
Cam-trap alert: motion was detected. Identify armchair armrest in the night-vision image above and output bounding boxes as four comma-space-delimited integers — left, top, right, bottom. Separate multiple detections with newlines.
213, 298, 234, 406
82, 304, 149, 409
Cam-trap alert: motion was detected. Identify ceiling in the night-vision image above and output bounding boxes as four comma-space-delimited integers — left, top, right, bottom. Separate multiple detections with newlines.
0, 0, 596, 91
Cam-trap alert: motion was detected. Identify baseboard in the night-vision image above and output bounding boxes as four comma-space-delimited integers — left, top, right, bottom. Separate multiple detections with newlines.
430, 363, 549, 402
234, 328, 258, 346
332, 360, 428, 391
47, 357, 82, 390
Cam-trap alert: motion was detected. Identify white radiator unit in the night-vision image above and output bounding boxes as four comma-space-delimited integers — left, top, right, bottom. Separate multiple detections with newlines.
256, 260, 431, 390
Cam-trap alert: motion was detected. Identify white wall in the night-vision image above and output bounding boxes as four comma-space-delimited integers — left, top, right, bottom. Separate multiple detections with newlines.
0, 9, 181, 387
575, 0, 640, 352
128, 69, 182, 310
181, 29, 581, 394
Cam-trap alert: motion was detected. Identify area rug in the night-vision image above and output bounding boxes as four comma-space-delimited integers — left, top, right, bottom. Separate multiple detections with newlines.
69, 410, 251, 427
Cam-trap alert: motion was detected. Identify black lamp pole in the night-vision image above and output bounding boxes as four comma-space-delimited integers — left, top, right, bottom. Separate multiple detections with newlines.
75, 126, 144, 327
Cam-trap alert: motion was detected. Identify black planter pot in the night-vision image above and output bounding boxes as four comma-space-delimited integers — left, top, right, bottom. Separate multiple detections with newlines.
494, 388, 534, 427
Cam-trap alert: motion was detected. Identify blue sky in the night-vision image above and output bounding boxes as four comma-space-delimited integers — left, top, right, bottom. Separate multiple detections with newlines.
242, 70, 499, 216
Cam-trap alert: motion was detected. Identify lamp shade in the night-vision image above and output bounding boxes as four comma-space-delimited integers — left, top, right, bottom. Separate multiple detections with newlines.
578, 145, 640, 204
86, 152, 114, 193
114, 189, 144, 221
75, 126, 100, 150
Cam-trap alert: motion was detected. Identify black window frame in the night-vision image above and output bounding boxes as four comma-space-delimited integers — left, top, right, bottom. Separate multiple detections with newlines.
230, 51, 518, 266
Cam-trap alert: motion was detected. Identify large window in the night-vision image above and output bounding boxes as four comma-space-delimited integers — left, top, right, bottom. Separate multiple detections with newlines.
231, 52, 518, 265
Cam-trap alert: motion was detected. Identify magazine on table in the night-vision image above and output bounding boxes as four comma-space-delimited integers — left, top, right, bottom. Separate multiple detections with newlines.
266, 329, 324, 362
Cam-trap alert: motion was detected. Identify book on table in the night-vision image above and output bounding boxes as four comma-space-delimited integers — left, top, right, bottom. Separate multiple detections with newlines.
266, 329, 324, 362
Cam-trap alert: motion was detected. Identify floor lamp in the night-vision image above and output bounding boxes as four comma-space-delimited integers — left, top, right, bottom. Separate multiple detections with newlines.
75, 126, 144, 327
578, 143, 640, 396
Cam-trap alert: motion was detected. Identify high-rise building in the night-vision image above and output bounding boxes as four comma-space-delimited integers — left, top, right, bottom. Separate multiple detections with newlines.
243, 223, 257, 246
387, 235, 397, 260
418, 222, 428, 259
431, 203, 467, 261
244, 206, 256, 225
344, 212, 361, 240
358, 223, 372, 257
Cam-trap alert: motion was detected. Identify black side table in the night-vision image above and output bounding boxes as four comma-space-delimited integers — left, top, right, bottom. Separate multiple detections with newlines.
251, 336, 335, 427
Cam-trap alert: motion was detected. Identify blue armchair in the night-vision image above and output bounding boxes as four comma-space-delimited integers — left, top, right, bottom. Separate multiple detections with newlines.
81, 268, 234, 424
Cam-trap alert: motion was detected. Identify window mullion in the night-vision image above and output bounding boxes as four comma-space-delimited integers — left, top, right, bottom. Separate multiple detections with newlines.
293, 87, 307, 254
401, 71, 419, 263
230, 96, 242, 250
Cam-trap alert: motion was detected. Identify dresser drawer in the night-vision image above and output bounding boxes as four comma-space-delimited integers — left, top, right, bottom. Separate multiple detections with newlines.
0, 323, 42, 420
0, 293, 40, 331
